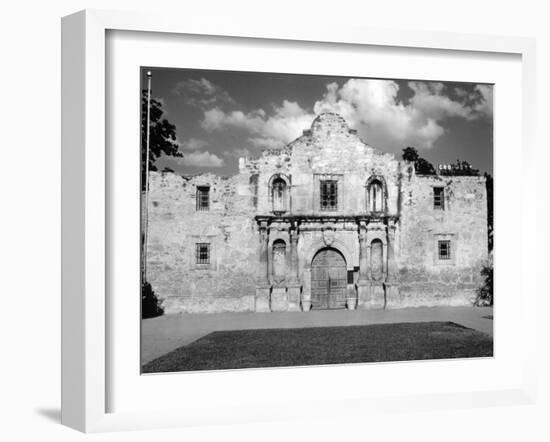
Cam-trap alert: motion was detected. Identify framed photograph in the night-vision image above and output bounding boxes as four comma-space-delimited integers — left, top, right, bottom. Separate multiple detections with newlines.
139, 67, 495, 374
61, 9, 537, 433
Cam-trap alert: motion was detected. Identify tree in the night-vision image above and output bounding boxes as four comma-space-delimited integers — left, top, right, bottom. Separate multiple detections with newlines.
141, 89, 181, 189
402, 146, 436, 175
484, 172, 493, 252
402, 146, 419, 163
475, 262, 493, 306
415, 158, 437, 175
142, 281, 164, 319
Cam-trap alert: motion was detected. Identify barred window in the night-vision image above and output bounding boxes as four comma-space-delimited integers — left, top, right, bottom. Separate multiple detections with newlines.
195, 243, 210, 264
196, 186, 210, 211
320, 180, 338, 211
438, 240, 451, 260
433, 187, 445, 210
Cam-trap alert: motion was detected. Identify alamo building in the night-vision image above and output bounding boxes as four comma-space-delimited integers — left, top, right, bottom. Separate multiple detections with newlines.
145, 113, 489, 314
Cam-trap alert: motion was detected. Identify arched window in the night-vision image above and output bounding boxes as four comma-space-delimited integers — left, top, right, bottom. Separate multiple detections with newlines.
272, 239, 287, 282
367, 179, 385, 213
271, 177, 288, 213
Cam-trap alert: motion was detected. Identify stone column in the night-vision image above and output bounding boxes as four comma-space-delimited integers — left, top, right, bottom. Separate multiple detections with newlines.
346, 267, 357, 310
357, 221, 370, 309
358, 226, 369, 283
288, 226, 300, 283
301, 267, 312, 311
255, 221, 271, 312
386, 222, 397, 282
287, 225, 301, 311
382, 242, 388, 276
267, 243, 273, 284
366, 245, 372, 280
384, 220, 400, 307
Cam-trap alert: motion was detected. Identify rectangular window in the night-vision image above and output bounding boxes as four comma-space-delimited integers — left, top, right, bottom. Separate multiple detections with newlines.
195, 243, 210, 264
438, 240, 451, 260
433, 187, 445, 210
196, 186, 210, 211
320, 180, 338, 211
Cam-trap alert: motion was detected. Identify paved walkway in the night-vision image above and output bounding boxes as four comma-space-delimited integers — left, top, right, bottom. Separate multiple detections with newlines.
141, 306, 493, 365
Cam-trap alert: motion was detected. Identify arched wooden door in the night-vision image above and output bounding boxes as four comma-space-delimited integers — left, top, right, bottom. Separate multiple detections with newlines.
311, 248, 347, 309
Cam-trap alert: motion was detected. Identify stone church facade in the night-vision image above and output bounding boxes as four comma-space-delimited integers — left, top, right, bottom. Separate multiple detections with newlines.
145, 113, 489, 314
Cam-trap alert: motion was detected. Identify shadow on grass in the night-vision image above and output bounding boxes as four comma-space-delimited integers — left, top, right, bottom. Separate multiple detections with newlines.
142, 321, 493, 374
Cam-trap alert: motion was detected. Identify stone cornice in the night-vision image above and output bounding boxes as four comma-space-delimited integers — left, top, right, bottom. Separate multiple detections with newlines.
255, 214, 399, 226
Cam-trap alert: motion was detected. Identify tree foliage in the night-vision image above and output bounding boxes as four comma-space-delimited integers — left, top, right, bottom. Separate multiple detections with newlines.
141, 89, 181, 189
402, 146, 436, 175
474, 263, 493, 306
402, 146, 420, 163
485, 172, 493, 252
142, 281, 164, 319
475, 173, 494, 306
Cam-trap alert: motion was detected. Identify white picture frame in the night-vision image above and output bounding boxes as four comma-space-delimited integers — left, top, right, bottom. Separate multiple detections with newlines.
61, 9, 537, 433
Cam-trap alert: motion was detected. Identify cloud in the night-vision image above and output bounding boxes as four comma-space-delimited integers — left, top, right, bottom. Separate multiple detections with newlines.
453, 85, 493, 118
200, 79, 492, 152
180, 151, 225, 167
172, 78, 235, 108
202, 100, 313, 149
407, 81, 472, 120
179, 137, 208, 151
471, 84, 493, 117
312, 79, 492, 149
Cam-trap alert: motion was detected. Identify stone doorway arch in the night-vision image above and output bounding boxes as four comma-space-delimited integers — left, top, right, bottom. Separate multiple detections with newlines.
310, 247, 347, 309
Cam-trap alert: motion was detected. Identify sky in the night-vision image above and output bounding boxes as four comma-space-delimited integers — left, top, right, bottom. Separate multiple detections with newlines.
141, 68, 493, 177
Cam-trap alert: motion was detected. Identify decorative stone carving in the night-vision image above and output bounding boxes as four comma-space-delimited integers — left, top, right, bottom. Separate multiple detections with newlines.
322, 227, 335, 246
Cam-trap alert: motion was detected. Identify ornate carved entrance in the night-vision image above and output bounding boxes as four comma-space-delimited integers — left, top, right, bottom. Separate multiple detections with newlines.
311, 247, 347, 309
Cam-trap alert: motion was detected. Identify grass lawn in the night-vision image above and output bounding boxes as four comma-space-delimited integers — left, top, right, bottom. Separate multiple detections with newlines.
142, 321, 493, 373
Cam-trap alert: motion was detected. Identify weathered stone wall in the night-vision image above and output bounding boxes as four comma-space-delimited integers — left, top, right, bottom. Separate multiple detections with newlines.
394, 169, 488, 307
244, 113, 400, 217
146, 171, 259, 313
145, 113, 489, 313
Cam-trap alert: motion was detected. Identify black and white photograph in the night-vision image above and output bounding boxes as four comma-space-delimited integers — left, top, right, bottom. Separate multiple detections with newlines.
5, 0, 549, 439
140, 67, 494, 374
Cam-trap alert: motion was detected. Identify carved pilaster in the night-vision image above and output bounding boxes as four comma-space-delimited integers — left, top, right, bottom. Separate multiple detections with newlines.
301, 267, 312, 311
386, 219, 397, 283
255, 221, 271, 312
288, 224, 300, 283
358, 220, 369, 282
287, 224, 301, 311
382, 242, 388, 276
384, 218, 400, 308
257, 221, 270, 285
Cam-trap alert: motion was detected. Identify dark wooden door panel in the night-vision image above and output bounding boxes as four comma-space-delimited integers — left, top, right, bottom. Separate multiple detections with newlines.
311, 248, 347, 310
